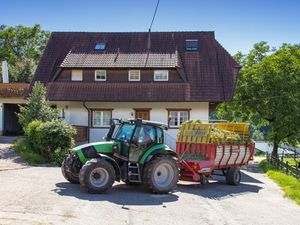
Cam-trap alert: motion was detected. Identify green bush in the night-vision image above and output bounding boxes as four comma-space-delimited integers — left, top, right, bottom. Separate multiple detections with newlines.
25, 120, 43, 153
20, 120, 76, 165
13, 137, 47, 165
38, 120, 76, 164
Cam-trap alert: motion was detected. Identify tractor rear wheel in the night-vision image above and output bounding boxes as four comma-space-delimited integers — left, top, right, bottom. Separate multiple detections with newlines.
143, 156, 179, 194
225, 167, 241, 185
61, 155, 79, 184
79, 159, 116, 193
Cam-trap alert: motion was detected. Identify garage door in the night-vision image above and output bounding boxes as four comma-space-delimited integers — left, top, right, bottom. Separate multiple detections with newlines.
3, 104, 22, 136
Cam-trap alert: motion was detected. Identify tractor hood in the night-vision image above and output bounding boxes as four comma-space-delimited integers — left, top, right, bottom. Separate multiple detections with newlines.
71, 141, 115, 163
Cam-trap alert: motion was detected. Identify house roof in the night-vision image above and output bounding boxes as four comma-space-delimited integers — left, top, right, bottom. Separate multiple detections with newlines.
60, 51, 180, 68
31, 31, 239, 102
0, 83, 28, 98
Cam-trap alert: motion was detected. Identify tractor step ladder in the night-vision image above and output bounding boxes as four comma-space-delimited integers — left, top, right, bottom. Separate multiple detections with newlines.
128, 163, 141, 183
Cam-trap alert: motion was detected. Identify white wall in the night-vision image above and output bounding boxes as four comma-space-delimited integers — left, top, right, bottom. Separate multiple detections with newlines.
53, 101, 209, 147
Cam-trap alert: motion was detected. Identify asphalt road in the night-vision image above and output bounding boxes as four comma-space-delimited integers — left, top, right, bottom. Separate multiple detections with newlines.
0, 142, 299, 225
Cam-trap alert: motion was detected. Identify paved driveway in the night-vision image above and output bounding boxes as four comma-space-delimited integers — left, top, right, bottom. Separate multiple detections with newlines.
0, 143, 299, 225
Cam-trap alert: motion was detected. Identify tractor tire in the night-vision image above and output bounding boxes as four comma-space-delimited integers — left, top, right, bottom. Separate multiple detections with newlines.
79, 158, 116, 194
143, 156, 179, 194
61, 155, 79, 184
225, 167, 241, 185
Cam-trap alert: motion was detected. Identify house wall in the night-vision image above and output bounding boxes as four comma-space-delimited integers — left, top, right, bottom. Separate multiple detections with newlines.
54, 101, 209, 149
57, 68, 183, 82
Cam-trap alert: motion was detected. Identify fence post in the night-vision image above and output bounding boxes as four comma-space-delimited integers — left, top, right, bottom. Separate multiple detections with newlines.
286, 161, 288, 174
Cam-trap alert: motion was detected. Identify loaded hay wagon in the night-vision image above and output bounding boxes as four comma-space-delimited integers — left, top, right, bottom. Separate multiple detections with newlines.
177, 121, 255, 185
61, 119, 254, 194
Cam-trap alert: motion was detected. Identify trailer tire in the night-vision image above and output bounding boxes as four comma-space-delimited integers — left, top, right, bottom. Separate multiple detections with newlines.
226, 167, 241, 185
200, 174, 208, 185
79, 159, 115, 194
61, 155, 79, 184
143, 156, 179, 194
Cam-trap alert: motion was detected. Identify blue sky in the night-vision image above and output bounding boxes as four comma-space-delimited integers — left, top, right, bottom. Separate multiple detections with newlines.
1, 0, 299, 54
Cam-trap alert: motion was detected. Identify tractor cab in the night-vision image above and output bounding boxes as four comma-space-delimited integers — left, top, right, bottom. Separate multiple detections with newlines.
107, 119, 167, 162
62, 118, 178, 194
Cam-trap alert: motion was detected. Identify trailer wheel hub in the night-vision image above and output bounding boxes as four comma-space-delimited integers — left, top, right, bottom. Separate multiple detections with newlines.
154, 163, 174, 188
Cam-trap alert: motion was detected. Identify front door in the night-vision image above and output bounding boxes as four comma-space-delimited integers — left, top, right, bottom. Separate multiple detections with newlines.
135, 109, 150, 120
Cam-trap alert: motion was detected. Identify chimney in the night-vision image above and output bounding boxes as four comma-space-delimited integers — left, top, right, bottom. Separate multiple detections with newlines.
2, 61, 9, 83
147, 29, 151, 52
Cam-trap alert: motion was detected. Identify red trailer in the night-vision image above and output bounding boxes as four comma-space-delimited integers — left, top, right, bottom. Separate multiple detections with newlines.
176, 122, 255, 185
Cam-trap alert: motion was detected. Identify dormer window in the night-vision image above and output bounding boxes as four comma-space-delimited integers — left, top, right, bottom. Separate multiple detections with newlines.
186, 40, 198, 51
95, 43, 106, 50
154, 70, 168, 81
128, 70, 140, 81
95, 70, 106, 81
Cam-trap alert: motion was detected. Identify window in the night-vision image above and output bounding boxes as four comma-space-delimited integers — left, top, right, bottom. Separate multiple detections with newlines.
71, 70, 83, 81
92, 110, 112, 127
95, 43, 106, 50
186, 40, 198, 51
168, 110, 189, 128
128, 70, 140, 81
95, 70, 106, 81
154, 70, 168, 81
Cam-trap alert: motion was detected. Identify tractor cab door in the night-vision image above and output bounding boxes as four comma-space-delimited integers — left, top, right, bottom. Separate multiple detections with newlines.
129, 125, 157, 162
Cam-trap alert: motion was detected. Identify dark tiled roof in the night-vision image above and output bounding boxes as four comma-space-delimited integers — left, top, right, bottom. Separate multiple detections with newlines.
47, 82, 190, 102
31, 31, 239, 102
0, 83, 28, 98
60, 51, 180, 68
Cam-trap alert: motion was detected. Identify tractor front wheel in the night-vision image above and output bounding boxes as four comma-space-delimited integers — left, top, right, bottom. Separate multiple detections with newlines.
79, 159, 116, 193
225, 167, 241, 185
143, 156, 179, 194
61, 155, 79, 184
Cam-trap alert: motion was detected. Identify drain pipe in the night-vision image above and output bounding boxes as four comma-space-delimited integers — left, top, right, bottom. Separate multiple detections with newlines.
83, 102, 90, 143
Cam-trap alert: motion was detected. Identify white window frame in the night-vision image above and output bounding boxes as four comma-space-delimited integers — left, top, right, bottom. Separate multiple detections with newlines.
154, 70, 169, 81
92, 110, 112, 128
128, 70, 141, 81
71, 70, 83, 81
168, 110, 189, 128
95, 70, 106, 81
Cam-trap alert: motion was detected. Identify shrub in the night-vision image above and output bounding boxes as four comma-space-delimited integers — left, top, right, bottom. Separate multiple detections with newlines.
18, 82, 59, 130
13, 137, 47, 165
22, 120, 76, 165
24, 120, 43, 153
38, 120, 76, 163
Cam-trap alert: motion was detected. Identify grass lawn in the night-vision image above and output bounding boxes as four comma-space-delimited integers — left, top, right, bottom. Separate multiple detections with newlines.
259, 160, 300, 205
282, 158, 300, 167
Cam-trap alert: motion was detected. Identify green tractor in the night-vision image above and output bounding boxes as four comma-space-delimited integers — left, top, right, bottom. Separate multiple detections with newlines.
62, 119, 179, 194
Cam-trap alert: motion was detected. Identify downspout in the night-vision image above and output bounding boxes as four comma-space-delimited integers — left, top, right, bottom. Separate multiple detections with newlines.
83, 102, 90, 143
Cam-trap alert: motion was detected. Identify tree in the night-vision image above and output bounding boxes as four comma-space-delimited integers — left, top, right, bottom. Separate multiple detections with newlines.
18, 82, 59, 129
217, 42, 300, 158
0, 24, 50, 82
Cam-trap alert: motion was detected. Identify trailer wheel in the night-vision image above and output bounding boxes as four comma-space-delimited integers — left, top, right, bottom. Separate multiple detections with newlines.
61, 155, 79, 184
143, 156, 179, 194
200, 174, 208, 185
226, 167, 241, 185
79, 159, 116, 193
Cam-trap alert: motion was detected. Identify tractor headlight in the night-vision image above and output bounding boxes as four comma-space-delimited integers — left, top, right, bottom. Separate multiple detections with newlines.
112, 144, 119, 152
82, 146, 98, 158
